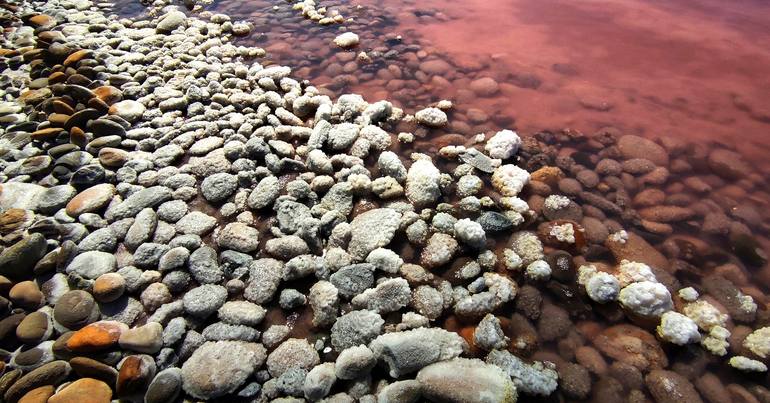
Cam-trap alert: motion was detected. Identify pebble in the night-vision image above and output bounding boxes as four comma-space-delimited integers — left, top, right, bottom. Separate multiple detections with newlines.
48, 377, 112, 403
145, 368, 182, 403
65, 251, 116, 279
266, 338, 320, 377
645, 370, 703, 403
416, 358, 516, 403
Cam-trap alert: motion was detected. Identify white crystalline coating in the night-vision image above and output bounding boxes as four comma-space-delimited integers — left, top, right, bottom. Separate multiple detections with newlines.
608, 230, 628, 244
683, 300, 728, 332
701, 326, 731, 356
333, 32, 359, 48
454, 218, 487, 249
616, 260, 657, 287
543, 195, 571, 210
499, 197, 530, 213
656, 311, 701, 345
678, 287, 699, 302
525, 260, 551, 281
618, 281, 673, 318
414, 107, 448, 127
549, 223, 575, 244
405, 159, 442, 208
484, 129, 522, 160
743, 327, 770, 359
491, 164, 530, 197
737, 293, 757, 315
729, 356, 768, 372
502, 249, 523, 271
577, 265, 598, 286
585, 272, 620, 303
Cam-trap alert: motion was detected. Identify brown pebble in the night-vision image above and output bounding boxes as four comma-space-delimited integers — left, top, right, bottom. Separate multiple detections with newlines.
575, 346, 608, 375
17, 385, 54, 403
695, 372, 731, 403
646, 369, 703, 403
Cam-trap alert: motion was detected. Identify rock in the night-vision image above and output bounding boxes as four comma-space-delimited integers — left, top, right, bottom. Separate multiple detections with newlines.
617, 135, 669, 166
420, 233, 458, 268
645, 370, 703, 403
618, 281, 673, 318
470, 77, 500, 97
201, 172, 237, 203
65, 184, 115, 217
485, 129, 521, 159
53, 290, 99, 330
65, 251, 116, 279
181, 341, 265, 399
486, 349, 558, 396
406, 159, 441, 208
69, 357, 118, 386
119, 322, 163, 354
188, 246, 223, 284
36, 185, 76, 214
157, 11, 186, 33
707, 148, 750, 179
304, 363, 336, 401
248, 176, 280, 209
218, 301, 266, 326
17, 385, 54, 403
66, 321, 127, 353
116, 354, 156, 399
335, 345, 376, 380
593, 324, 667, 371
183, 284, 227, 318
369, 327, 467, 377
267, 338, 320, 377
110, 186, 172, 220
416, 358, 517, 403
331, 310, 384, 351
558, 363, 591, 400
656, 311, 701, 345
0, 183, 45, 211
9, 281, 44, 310
377, 380, 422, 403
605, 231, 669, 270
48, 378, 111, 403
492, 164, 529, 197
4, 361, 71, 403
16, 312, 53, 345
0, 233, 46, 280
350, 278, 410, 314
108, 100, 145, 123
145, 368, 182, 403
414, 107, 447, 127
330, 263, 375, 299
473, 314, 508, 351
308, 281, 339, 328
175, 211, 217, 236
348, 208, 401, 260
92, 273, 125, 303
333, 32, 359, 48
215, 222, 259, 253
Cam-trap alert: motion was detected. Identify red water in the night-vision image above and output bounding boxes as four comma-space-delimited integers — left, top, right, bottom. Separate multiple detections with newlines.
355, 0, 770, 164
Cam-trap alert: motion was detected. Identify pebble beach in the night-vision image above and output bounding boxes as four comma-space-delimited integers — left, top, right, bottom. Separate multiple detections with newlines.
0, 0, 768, 402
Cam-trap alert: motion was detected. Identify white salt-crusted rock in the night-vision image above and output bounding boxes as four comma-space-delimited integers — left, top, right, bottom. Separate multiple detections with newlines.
615, 260, 657, 287
487, 349, 558, 397
525, 260, 551, 281
549, 223, 575, 243
584, 271, 620, 303
701, 326, 731, 356
333, 32, 359, 48
728, 356, 767, 372
405, 159, 442, 208
502, 249, 523, 271
743, 327, 770, 359
656, 311, 701, 345
414, 107, 448, 127
618, 281, 673, 318
492, 164, 529, 197
509, 231, 544, 265
484, 129, 521, 160
369, 327, 467, 377
683, 300, 728, 331
678, 287, 699, 302
543, 195, 570, 210
608, 230, 628, 244
453, 218, 486, 249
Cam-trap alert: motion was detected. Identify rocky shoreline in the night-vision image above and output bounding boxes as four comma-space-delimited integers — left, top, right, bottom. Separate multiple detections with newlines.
0, 0, 768, 402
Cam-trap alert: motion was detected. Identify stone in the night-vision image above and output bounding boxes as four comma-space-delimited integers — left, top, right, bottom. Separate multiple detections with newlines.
333, 32, 360, 48
645, 370, 703, 403
109, 186, 172, 220
351, 278, 410, 314
414, 107, 447, 127
215, 222, 259, 253
330, 263, 375, 299
335, 345, 376, 380
183, 284, 227, 318
486, 349, 558, 396
145, 367, 182, 403
267, 338, 320, 377
201, 172, 237, 203
65, 251, 116, 279
416, 358, 517, 403
66, 321, 127, 353
347, 209, 401, 261
0, 233, 47, 280
617, 135, 669, 166
369, 327, 467, 377
116, 354, 156, 399
69, 357, 118, 386
36, 185, 76, 214
0, 183, 46, 211
92, 273, 125, 303
9, 281, 44, 309
17, 385, 54, 403
16, 312, 53, 345
48, 378, 111, 403
65, 184, 115, 217
53, 290, 99, 330
4, 361, 71, 403
304, 363, 336, 401
175, 211, 217, 235
119, 322, 163, 354
420, 233, 459, 268
406, 159, 441, 208
157, 11, 186, 33
108, 100, 145, 123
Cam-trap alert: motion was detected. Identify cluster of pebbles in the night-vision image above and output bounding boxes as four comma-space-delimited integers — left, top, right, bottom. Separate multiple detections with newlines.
0, 0, 767, 403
